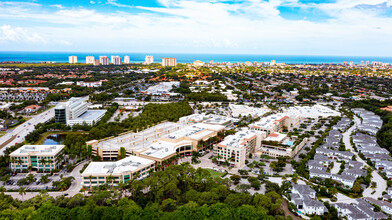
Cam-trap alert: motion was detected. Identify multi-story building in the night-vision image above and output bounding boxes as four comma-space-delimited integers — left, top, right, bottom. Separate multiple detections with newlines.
87, 122, 225, 165
10, 145, 65, 172
249, 113, 300, 135
124, 56, 130, 64
99, 56, 109, 65
93, 59, 100, 66
162, 57, 177, 67
68, 56, 78, 64
55, 97, 106, 126
111, 56, 122, 65
179, 113, 234, 129
144, 55, 154, 65
81, 156, 155, 187
270, 60, 276, 66
260, 132, 308, 158
215, 129, 266, 168
86, 56, 95, 64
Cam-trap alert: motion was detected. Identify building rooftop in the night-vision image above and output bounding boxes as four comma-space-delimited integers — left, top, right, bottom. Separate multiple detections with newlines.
82, 155, 155, 176
264, 132, 287, 143
140, 140, 192, 159
10, 145, 65, 156
96, 122, 183, 151
164, 123, 224, 141
283, 105, 341, 118
218, 129, 264, 149
70, 110, 106, 121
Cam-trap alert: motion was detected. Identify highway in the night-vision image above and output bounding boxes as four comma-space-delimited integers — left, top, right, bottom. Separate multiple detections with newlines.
0, 107, 55, 156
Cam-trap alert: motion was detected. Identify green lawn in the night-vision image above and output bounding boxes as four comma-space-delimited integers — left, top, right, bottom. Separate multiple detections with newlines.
0, 132, 6, 138
205, 168, 224, 179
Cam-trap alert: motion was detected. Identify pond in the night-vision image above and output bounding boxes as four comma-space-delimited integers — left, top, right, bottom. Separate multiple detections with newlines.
42, 134, 67, 145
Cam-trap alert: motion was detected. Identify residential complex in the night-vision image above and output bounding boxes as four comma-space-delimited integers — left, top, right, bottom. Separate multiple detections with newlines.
162, 57, 177, 67
111, 56, 122, 65
54, 97, 106, 126
68, 56, 77, 64
99, 56, 109, 65
10, 145, 64, 172
123, 56, 130, 64
144, 56, 154, 64
86, 56, 95, 64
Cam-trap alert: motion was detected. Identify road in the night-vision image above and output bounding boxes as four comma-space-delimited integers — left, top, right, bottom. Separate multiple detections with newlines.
340, 116, 386, 200
0, 108, 55, 156
5, 160, 87, 201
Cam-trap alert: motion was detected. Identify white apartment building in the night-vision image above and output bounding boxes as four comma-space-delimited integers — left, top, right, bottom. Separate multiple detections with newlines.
216, 129, 266, 168
111, 56, 122, 65
162, 57, 177, 67
99, 56, 109, 65
86, 56, 95, 64
10, 145, 65, 172
124, 56, 130, 64
82, 156, 155, 187
93, 59, 100, 66
68, 56, 77, 64
145, 55, 154, 64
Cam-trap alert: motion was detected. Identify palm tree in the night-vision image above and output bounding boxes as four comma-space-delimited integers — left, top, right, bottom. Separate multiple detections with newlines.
40, 175, 49, 184
39, 158, 47, 172
106, 175, 115, 189
17, 159, 23, 172
0, 186, 6, 193
88, 175, 94, 191
26, 174, 35, 184
19, 187, 26, 200
59, 181, 67, 195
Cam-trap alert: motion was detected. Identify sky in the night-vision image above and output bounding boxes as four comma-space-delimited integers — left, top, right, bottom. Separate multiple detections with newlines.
0, 0, 392, 56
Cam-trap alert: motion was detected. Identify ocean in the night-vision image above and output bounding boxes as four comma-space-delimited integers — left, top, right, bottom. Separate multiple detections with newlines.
0, 51, 391, 64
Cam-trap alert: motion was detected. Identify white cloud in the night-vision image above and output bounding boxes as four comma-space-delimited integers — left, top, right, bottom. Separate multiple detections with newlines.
0, 25, 45, 43
51, 4, 64, 9
0, 0, 391, 55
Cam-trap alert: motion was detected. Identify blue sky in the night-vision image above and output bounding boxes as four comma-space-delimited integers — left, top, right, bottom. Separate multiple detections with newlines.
0, 0, 392, 56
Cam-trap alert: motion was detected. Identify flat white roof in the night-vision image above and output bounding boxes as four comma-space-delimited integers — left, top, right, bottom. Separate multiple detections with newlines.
229, 104, 270, 117
283, 105, 341, 118
142, 81, 180, 95
164, 123, 224, 140
82, 155, 154, 176
71, 110, 106, 121
219, 130, 260, 148
264, 133, 287, 143
97, 122, 184, 151
249, 113, 290, 129
10, 145, 65, 156
141, 140, 192, 159
179, 113, 233, 126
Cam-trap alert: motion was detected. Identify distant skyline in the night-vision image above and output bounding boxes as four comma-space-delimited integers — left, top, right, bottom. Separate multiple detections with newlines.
1, 0, 392, 56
